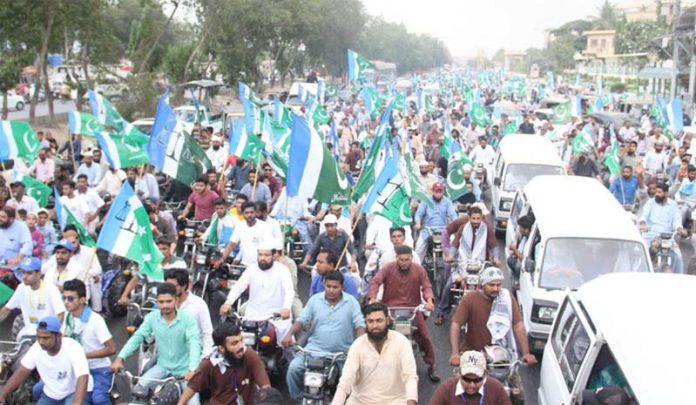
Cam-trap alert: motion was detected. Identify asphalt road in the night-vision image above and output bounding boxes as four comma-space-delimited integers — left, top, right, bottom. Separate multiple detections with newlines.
3, 228, 692, 403
5, 100, 76, 120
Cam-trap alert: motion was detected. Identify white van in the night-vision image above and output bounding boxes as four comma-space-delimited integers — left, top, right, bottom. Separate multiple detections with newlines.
511, 176, 652, 353
491, 135, 566, 236
538, 273, 695, 405
286, 82, 318, 112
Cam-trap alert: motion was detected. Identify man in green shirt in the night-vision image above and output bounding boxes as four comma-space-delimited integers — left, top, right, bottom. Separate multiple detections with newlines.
110, 283, 201, 404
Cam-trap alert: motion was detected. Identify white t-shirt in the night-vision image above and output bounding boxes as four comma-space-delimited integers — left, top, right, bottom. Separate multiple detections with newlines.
180, 294, 214, 358
5, 281, 65, 338
42, 258, 86, 290
60, 194, 90, 223
62, 309, 112, 369
229, 220, 272, 265
21, 337, 92, 399
76, 189, 104, 215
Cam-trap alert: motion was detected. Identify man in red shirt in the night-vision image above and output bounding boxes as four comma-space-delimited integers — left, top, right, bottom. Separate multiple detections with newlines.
367, 245, 440, 382
178, 175, 219, 221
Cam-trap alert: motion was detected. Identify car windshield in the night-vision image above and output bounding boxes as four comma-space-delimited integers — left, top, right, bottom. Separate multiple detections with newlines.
175, 110, 198, 123
540, 238, 650, 290
503, 164, 564, 192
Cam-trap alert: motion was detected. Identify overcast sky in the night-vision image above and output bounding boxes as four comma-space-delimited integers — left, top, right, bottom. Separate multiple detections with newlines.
362, 0, 618, 57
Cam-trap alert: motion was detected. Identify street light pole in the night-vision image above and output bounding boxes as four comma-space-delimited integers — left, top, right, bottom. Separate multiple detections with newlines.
671, 0, 681, 101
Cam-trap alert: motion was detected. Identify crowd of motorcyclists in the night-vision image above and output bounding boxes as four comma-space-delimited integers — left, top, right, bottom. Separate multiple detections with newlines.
0, 69, 678, 405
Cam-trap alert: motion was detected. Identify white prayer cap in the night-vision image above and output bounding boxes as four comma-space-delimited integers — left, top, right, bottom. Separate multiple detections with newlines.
257, 240, 277, 252
480, 267, 505, 286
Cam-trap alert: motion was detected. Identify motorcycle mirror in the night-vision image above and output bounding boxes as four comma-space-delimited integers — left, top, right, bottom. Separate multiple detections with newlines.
523, 258, 535, 273
494, 177, 501, 186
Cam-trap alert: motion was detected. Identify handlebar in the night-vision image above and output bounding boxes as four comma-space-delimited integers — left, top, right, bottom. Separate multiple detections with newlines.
388, 304, 427, 321
119, 370, 182, 384
294, 346, 346, 362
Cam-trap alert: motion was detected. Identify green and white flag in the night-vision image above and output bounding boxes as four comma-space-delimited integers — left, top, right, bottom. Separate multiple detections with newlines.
571, 127, 594, 155
425, 95, 436, 114
603, 141, 620, 176
68, 112, 105, 137
0, 281, 12, 306
403, 152, 432, 204
470, 102, 489, 127
503, 119, 518, 135
88, 90, 146, 138
96, 182, 164, 281
13, 173, 51, 207
95, 131, 150, 170
361, 153, 413, 227
229, 119, 265, 166
552, 101, 572, 124
446, 151, 475, 200
54, 188, 96, 247
0, 121, 40, 162
347, 49, 374, 82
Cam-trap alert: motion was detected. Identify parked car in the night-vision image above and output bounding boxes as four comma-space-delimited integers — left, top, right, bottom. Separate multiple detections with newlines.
1, 93, 25, 111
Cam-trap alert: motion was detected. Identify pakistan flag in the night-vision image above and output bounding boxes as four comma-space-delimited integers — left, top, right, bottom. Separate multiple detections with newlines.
446, 151, 475, 200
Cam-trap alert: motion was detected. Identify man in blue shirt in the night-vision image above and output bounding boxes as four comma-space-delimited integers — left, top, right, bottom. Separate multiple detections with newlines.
0, 206, 33, 272
609, 165, 643, 206
414, 182, 457, 261
308, 250, 359, 300
282, 270, 365, 401
639, 182, 685, 273
73, 150, 102, 187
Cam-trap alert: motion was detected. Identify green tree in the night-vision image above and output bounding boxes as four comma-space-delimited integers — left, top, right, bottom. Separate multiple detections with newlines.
594, 0, 619, 29
615, 20, 668, 54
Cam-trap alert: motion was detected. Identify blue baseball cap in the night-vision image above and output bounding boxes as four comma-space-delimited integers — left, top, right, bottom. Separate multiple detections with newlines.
54, 239, 73, 253
18, 257, 41, 272
37, 316, 62, 333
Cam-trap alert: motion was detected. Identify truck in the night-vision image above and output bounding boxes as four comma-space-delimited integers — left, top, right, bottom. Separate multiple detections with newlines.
173, 104, 224, 135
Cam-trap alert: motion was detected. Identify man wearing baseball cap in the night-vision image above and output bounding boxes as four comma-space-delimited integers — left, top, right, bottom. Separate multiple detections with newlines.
429, 350, 511, 404
0, 316, 90, 405
414, 182, 457, 262
301, 213, 357, 271
0, 257, 65, 339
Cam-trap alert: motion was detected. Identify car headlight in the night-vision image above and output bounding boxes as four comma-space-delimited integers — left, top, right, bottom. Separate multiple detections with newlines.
242, 332, 256, 346
532, 301, 558, 325
501, 199, 513, 211
304, 371, 324, 388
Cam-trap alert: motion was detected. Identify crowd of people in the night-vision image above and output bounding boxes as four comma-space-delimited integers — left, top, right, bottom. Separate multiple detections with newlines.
0, 70, 666, 405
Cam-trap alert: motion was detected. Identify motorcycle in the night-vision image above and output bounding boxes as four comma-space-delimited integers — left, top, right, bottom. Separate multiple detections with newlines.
647, 231, 677, 273
484, 345, 525, 405
0, 339, 38, 405
294, 346, 345, 405
421, 226, 446, 299
111, 370, 184, 405
176, 219, 209, 267
105, 259, 139, 318
388, 305, 428, 353
360, 247, 382, 301
0, 259, 20, 290
222, 311, 286, 378
449, 259, 488, 306
191, 243, 225, 300
279, 219, 309, 263
126, 303, 158, 376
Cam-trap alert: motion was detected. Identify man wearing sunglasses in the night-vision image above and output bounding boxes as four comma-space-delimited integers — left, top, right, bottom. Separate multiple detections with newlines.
429, 350, 510, 404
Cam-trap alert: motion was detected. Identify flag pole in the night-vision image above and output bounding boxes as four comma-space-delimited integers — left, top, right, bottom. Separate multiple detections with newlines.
68, 134, 78, 174
282, 189, 289, 257
251, 155, 261, 200
336, 212, 361, 273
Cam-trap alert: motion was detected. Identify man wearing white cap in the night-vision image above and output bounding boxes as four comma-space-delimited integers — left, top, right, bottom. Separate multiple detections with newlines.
449, 267, 536, 367
73, 149, 101, 187
429, 350, 511, 404
206, 135, 227, 172
301, 214, 357, 271
219, 243, 295, 344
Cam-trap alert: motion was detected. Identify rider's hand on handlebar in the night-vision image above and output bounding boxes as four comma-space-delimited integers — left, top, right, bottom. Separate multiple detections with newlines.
449, 354, 460, 366
219, 303, 232, 316
521, 353, 537, 365
444, 255, 453, 263
117, 296, 130, 306
281, 335, 293, 347
639, 222, 648, 233
425, 301, 434, 312
110, 358, 124, 374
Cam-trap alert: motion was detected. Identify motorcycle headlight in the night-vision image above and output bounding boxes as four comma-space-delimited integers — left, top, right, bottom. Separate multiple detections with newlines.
661, 239, 673, 249
466, 275, 480, 285
304, 371, 324, 388
184, 228, 195, 238
195, 254, 207, 264
242, 332, 256, 346
501, 199, 513, 211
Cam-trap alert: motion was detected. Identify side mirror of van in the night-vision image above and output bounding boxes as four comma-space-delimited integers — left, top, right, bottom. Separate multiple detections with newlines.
524, 258, 535, 273
494, 177, 501, 186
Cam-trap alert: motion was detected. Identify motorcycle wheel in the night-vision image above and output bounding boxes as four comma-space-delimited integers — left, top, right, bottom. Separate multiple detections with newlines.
107, 274, 128, 317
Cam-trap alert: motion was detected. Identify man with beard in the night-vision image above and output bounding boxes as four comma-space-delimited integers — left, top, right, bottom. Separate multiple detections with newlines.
642, 140, 669, 178
219, 244, 295, 344
216, 201, 271, 267
331, 303, 418, 405
206, 135, 227, 172
165, 268, 214, 358
179, 175, 219, 221
571, 151, 601, 181
418, 161, 439, 195
639, 182, 685, 273
449, 268, 536, 403
206, 169, 228, 202
300, 214, 357, 271
28, 148, 55, 183
62, 226, 103, 311
111, 283, 202, 405
179, 322, 270, 405
283, 270, 365, 401
239, 170, 272, 205
60, 180, 93, 224
0, 206, 32, 272
367, 245, 440, 383
6, 181, 40, 214
73, 149, 101, 187
609, 165, 643, 206
0, 316, 89, 405
414, 182, 457, 262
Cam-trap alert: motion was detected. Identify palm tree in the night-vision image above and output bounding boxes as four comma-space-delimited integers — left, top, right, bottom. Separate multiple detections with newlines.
594, 0, 619, 29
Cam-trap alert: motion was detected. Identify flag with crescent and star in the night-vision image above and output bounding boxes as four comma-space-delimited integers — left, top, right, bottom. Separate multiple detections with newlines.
95, 131, 150, 170
96, 182, 164, 281
68, 112, 105, 137
0, 120, 40, 162
53, 187, 96, 247
446, 151, 475, 200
